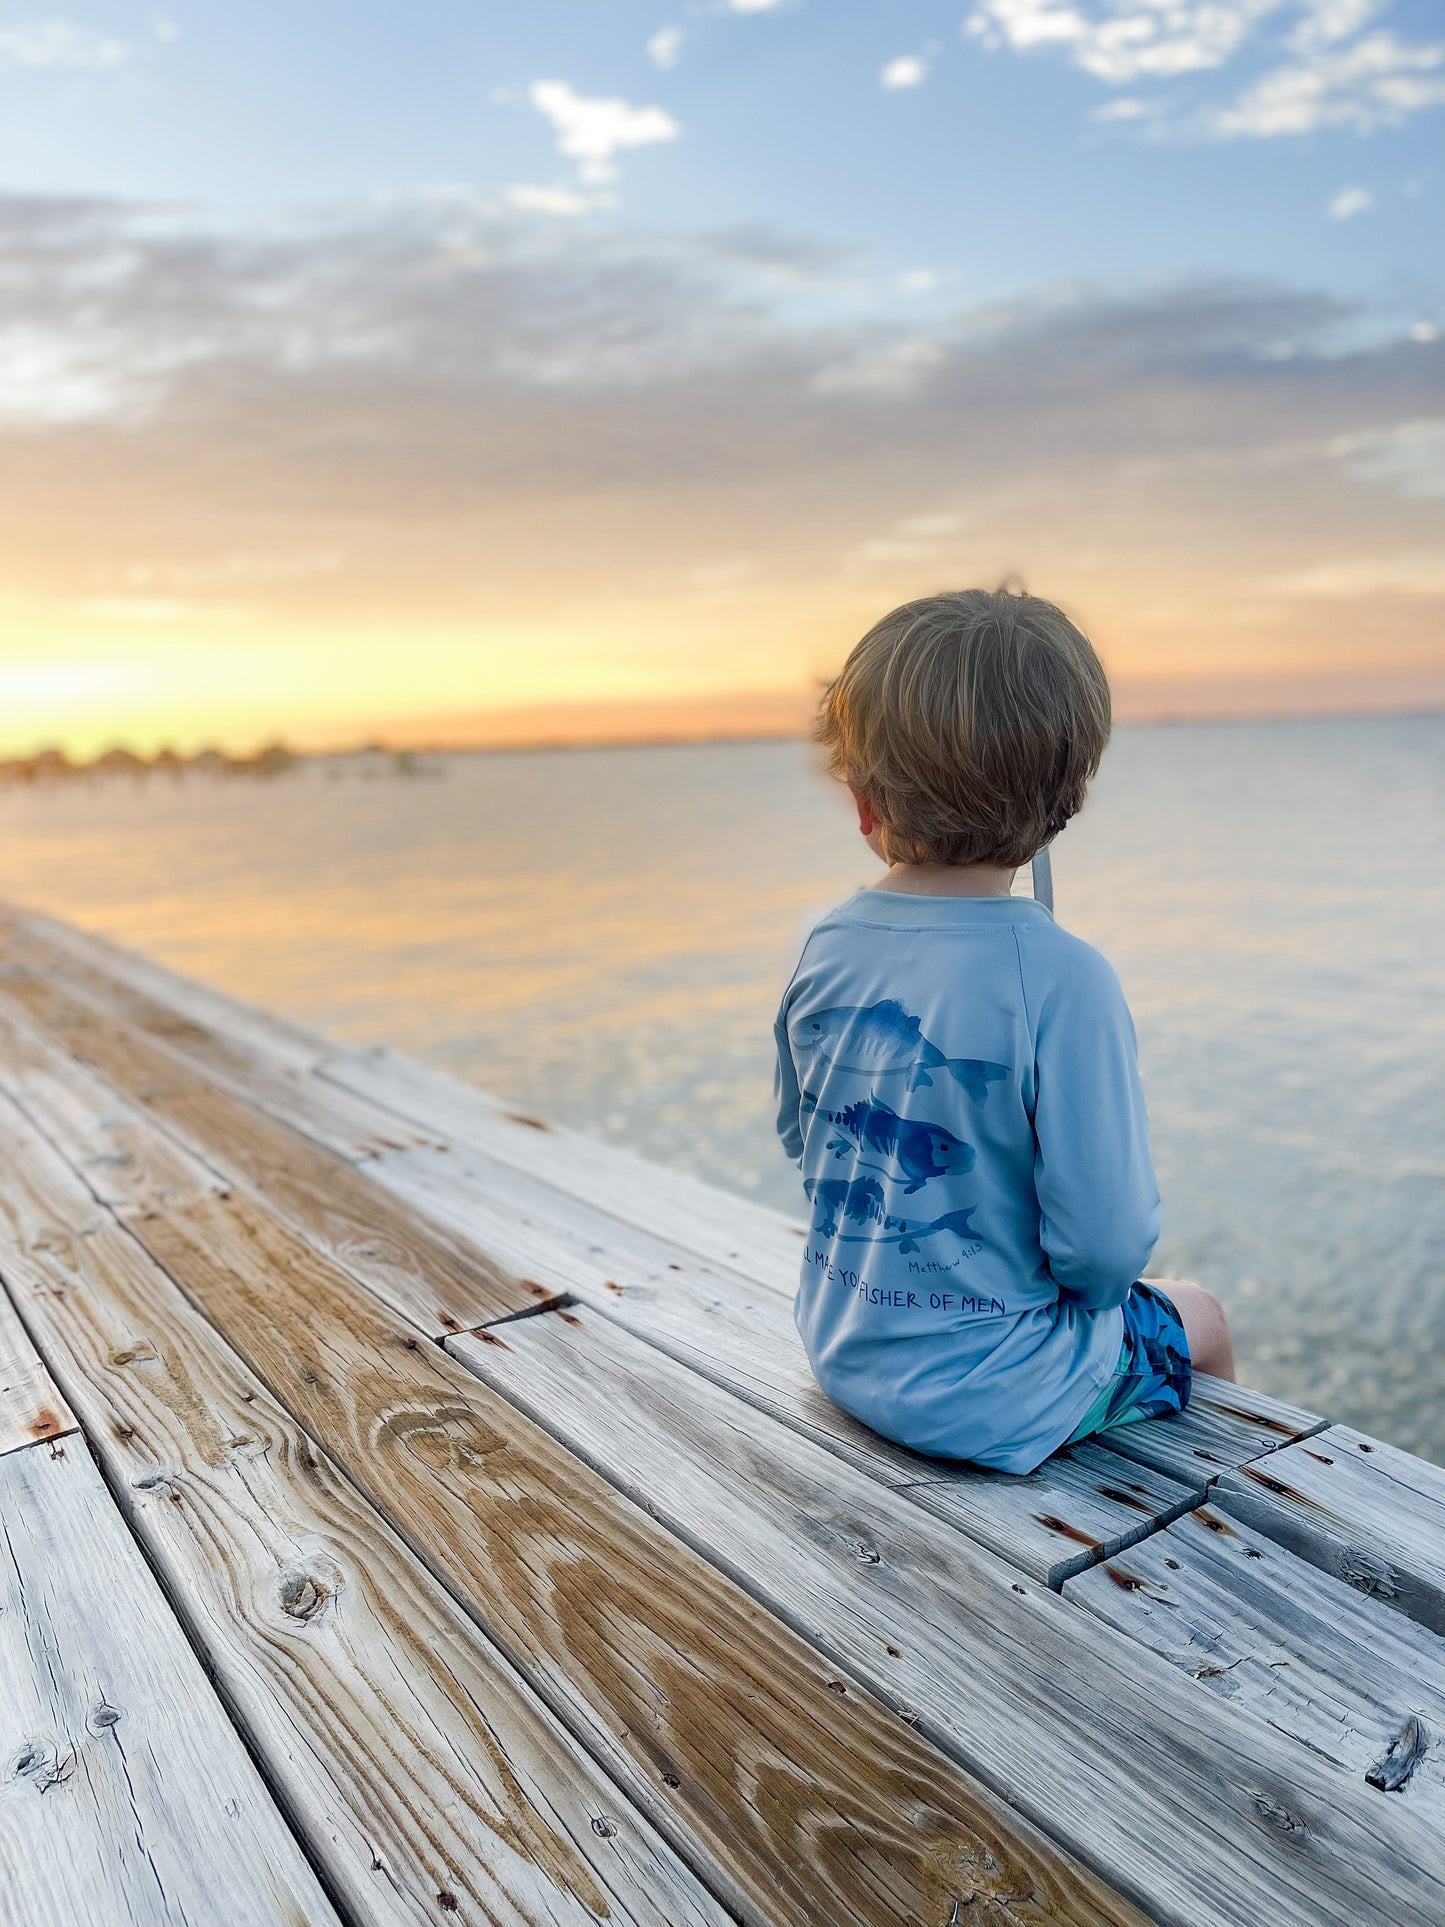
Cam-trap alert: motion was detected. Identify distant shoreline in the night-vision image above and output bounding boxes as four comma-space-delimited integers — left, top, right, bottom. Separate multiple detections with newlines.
1, 701, 1440, 786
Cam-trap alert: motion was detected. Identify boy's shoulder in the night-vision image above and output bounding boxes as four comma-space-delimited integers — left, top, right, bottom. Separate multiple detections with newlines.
1014, 913, 1132, 1020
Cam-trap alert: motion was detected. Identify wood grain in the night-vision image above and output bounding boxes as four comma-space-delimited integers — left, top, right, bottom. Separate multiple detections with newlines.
0, 902, 332, 1076
113, 1185, 1152, 1927
1213, 1427, 1445, 1635
449, 1303, 1445, 1927
0, 916, 436, 1164
0, 1285, 75, 1459
1063, 1504, 1445, 1821
0, 972, 547, 1333
0, 1087, 736, 1927
0, 1435, 340, 1927
321, 1041, 807, 1289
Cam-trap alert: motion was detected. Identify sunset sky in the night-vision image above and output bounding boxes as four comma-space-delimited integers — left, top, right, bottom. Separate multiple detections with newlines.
1, 0, 1442, 754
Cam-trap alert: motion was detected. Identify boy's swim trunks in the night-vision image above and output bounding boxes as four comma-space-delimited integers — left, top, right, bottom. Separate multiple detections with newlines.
1064, 1281, 1192, 1444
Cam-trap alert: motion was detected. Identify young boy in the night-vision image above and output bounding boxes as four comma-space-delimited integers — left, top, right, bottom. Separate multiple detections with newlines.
774, 587, 1234, 1475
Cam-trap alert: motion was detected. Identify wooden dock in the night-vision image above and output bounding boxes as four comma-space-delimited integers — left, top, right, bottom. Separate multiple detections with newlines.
0, 904, 1441, 1927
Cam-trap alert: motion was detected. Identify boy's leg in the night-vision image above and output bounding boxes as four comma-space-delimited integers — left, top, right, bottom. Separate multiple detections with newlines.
1145, 1277, 1235, 1382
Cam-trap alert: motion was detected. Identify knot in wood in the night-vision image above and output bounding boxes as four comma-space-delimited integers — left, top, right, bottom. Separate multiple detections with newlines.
90, 1702, 122, 1731
1339, 1545, 1399, 1599
849, 1538, 882, 1565
10, 1738, 70, 1792
1251, 1792, 1306, 1837
377, 1402, 507, 1470
279, 1567, 332, 1622
1367, 1715, 1428, 1793
590, 1815, 618, 1838
108, 1343, 157, 1369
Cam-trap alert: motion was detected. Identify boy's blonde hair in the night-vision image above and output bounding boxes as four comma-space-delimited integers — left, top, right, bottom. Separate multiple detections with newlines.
816, 587, 1111, 869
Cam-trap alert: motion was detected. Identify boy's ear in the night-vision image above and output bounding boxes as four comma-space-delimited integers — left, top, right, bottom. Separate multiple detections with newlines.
849, 786, 878, 837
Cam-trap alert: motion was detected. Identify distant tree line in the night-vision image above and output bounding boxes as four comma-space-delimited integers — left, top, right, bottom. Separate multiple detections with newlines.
0, 742, 298, 784
0, 742, 438, 786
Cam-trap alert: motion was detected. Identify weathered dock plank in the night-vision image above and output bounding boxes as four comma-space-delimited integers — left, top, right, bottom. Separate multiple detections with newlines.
0, 906, 807, 1289
0, 971, 550, 1333
0, 904, 331, 1076
1094, 1381, 1326, 1487
320, 1042, 809, 1288
1212, 1427, 1445, 1636
0, 1435, 340, 1927
1063, 1504, 1445, 1820
449, 1303, 1445, 1927
0, 1090, 734, 1927
0, 1286, 75, 1459
0, 914, 436, 1164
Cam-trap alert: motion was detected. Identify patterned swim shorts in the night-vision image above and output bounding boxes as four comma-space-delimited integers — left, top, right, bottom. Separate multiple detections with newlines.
1066, 1281, 1193, 1445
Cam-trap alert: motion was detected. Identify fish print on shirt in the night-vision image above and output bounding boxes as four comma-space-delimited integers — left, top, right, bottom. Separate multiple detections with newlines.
812, 1093, 975, 1194
791, 999, 1009, 1102
804, 1177, 980, 1256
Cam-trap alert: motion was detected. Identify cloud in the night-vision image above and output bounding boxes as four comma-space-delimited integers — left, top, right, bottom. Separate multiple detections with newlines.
965, 0, 1278, 86
899, 268, 941, 292
528, 79, 680, 185
1266, 552, 1445, 595
1330, 419, 1445, 499
727, 0, 782, 12
964, 1, 1445, 137
0, 192, 1440, 699
1091, 95, 1156, 120
852, 511, 963, 566
648, 26, 683, 69
881, 55, 927, 89
1328, 184, 1372, 218
1213, 29, 1445, 135
0, 17, 129, 70
507, 183, 596, 217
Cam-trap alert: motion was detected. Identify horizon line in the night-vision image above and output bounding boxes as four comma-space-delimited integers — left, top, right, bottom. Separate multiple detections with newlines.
4, 666, 1444, 764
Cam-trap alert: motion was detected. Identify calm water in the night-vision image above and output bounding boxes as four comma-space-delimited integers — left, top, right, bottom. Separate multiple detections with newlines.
1, 715, 1441, 1459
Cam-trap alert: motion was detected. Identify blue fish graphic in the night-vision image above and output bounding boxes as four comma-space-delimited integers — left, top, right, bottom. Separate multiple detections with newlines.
887, 1206, 979, 1256
792, 1000, 1008, 1102
803, 1175, 907, 1238
805, 1184, 980, 1256
823, 1095, 975, 1194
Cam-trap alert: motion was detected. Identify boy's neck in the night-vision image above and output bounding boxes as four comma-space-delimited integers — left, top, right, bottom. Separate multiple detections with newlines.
868, 860, 1017, 899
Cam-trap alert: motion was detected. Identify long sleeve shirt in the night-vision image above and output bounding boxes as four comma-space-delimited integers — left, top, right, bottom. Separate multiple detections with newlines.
774, 888, 1160, 1474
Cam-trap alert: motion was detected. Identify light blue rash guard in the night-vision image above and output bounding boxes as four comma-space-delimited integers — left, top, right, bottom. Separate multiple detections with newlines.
774, 889, 1161, 1475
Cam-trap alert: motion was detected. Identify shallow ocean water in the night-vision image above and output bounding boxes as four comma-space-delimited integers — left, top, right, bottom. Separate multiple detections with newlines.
0, 713, 1440, 1459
